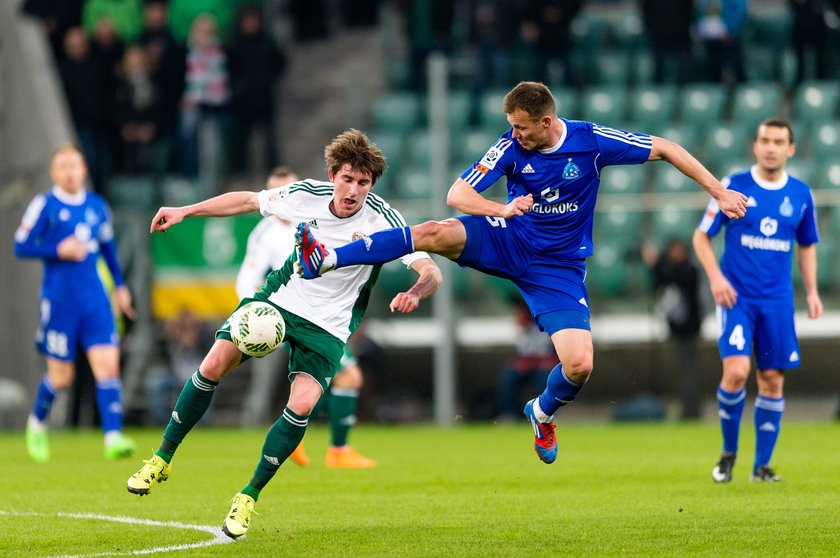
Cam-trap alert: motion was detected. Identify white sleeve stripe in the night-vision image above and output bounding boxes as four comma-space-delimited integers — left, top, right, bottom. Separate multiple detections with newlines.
697, 199, 720, 232
492, 138, 513, 151
15, 195, 47, 243
593, 129, 653, 149
593, 127, 653, 146
593, 124, 653, 144
464, 168, 484, 186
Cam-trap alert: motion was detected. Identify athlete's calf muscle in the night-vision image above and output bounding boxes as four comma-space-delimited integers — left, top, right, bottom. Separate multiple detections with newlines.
411, 219, 467, 259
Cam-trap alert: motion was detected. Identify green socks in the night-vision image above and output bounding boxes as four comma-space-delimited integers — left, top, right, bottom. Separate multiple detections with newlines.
243, 406, 308, 500
328, 387, 359, 447
155, 370, 218, 462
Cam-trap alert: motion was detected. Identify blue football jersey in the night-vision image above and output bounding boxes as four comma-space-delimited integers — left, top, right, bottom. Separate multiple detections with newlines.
14, 186, 125, 297
697, 167, 819, 303
460, 120, 652, 258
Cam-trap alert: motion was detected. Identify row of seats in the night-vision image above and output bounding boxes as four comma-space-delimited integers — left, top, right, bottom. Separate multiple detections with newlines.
372, 81, 840, 136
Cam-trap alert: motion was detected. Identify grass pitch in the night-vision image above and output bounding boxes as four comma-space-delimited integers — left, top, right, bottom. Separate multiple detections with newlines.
1, 421, 838, 557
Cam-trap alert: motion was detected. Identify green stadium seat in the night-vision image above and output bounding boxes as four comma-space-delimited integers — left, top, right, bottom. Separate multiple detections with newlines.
732, 82, 783, 129
405, 129, 432, 169
107, 175, 156, 211
809, 121, 840, 159
792, 238, 833, 287
702, 123, 753, 174
552, 87, 578, 117
160, 176, 205, 207
461, 128, 500, 163
370, 132, 406, 176
591, 53, 632, 86
479, 89, 510, 131
810, 161, 840, 189
446, 90, 472, 133
580, 86, 627, 125
679, 83, 727, 132
743, 10, 791, 81
595, 206, 644, 247
395, 169, 432, 200
793, 81, 840, 128
784, 160, 814, 185
587, 244, 629, 296
371, 92, 423, 134
650, 205, 701, 245
649, 123, 699, 153
715, 157, 748, 180
651, 165, 695, 193
600, 165, 647, 194
628, 85, 677, 129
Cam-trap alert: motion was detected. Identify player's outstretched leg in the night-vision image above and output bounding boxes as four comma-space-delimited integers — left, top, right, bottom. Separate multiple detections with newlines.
295, 222, 331, 279
222, 493, 256, 539
127, 453, 171, 495
524, 399, 557, 464
712, 453, 736, 483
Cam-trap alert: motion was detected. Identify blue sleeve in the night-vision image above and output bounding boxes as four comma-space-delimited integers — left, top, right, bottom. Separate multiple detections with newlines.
97, 201, 125, 286
796, 189, 819, 246
592, 124, 652, 169
696, 197, 728, 237
459, 134, 517, 194
13, 194, 59, 260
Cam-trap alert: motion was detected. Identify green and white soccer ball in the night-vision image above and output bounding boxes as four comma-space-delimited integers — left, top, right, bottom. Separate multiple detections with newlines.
230, 301, 285, 357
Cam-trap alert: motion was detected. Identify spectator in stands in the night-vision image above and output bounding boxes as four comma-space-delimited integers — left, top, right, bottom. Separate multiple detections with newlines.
496, 296, 557, 421
640, 0, 695, 84
468, 1, 521, 96
21, 0, 84, 61
90, 17, 125, 177
178, 14, 230, 178
82, 0, 143, 43
58, 27, 108, 193
403, 0, 455, 91
526, 0, 582, 86
145, 310, 212, 425
642, 238, 704, 419
227, 6, 286, 177
289, 0, 329, 41
138, 0, 186, 173
790, 0, 837, 83
114, 45, 161, 174
694, 0, 748, 85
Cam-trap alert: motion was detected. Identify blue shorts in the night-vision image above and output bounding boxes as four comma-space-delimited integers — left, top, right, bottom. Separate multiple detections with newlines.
36, 290, 118, 361
454, 215, 591, 335
716, 299, 800, 370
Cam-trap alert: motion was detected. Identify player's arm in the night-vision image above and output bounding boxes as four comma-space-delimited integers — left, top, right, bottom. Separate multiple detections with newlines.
648, 136, 747, 219
389, 257, 443, 314
447, 178, 532, 219
692, 228, 737, 308
797, 244, 823, 319
150, 191, 260, 233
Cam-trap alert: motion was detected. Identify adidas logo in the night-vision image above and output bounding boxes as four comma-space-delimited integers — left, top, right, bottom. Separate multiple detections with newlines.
578, 297, 588, 308
307, 219, 319, 229
171, 411, 181, 423
747, 196, 758, 207
758, 421, 777, 432
363, 236, 373, 250
264, 455, 280, 466
789, 350, 799, 362
522, 163, 535, 174
718, 409, 731, 420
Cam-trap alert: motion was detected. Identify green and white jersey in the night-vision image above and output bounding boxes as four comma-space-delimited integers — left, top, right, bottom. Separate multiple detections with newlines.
257, 179, 427, 342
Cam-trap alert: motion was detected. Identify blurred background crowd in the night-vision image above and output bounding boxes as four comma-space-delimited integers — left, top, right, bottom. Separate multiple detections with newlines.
3, 0, 840, 428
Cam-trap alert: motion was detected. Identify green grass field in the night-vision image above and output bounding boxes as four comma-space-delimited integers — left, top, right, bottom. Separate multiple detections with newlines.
1, 422, 838, 557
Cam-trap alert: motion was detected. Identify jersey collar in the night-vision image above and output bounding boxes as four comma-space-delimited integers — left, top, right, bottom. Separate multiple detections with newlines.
750, 165, 788, 191
538, 118, 567, 154
52, 184, 87, 205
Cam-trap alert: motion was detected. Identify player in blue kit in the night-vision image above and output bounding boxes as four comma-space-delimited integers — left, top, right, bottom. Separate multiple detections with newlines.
295, 81, 748, 464
14, 145, 136, 462
693, 118, 822, 483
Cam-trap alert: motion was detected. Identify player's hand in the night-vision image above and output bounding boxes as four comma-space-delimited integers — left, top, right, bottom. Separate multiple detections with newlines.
114, 285, 137, 321
389, 291, 420, 314
150, 207, 186, 233
501, 194, 533, 219
716, 189, 748, 220
807, 292, 823, 320
56, 236, 88, 261
710, 273, 738, 309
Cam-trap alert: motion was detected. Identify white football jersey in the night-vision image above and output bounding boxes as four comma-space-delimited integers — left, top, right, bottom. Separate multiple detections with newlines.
235, 216, 296, 300
257, 179, 428, 342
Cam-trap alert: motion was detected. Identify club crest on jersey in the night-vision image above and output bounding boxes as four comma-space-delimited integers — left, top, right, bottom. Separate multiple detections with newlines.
779, 196, 793, 217
562, 159, 581, 180
760, 216, 778, 237
352, 232, 366, 241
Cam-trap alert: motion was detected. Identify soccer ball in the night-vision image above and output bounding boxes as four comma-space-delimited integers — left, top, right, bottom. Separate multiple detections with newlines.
229, 301, 285, 357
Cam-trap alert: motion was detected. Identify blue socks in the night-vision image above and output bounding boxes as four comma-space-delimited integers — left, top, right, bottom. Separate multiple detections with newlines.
717, 386, 746, 454
537, 363, 584, 417
95, 378, 124, 434
32, 375, 57, 422
754, 395, 784, 470
334, 226, 413, 268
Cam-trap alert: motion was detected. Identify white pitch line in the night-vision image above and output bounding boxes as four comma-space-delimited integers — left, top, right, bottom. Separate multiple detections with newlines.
0, 510, 236, 557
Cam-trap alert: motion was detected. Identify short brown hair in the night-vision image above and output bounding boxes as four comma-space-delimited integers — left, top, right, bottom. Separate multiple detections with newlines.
503, 81, 556, 120
757, 117, 795, 144
269, 165, 297, 181
324, 129, 386, 184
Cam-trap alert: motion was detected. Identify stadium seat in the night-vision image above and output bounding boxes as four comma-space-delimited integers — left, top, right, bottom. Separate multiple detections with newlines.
405, 128, 433, 170
784, 159, 814, 185
702, 123, 753, 175
446, 90, 472, 134
395, 168, 433, 200
160, 176, 205, 207
107, 175, 156, 211
651, 165, 695, 193
650, 205, 701, 245
580, 86, 627, 126
479, 89, 511, 131
732, 82, 783, 130
628, 85, 677, 129
461, 128, 500, 163
809, 121, 840, 160
600, 165, 648, 194
793, 81, 840, 128
591, 53, 632, 86
371, 92, 423, 134
810, 161, 840, 189
370, 131, 406, 177
743, 10, 791, 81
553, 87, 578, 118
649, 123, 698, 153
587, 244, 629, 297
714, 157, 748, 180
595, 206, 644, 247
678, 83, 727, 132
792, 238, 833, 287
